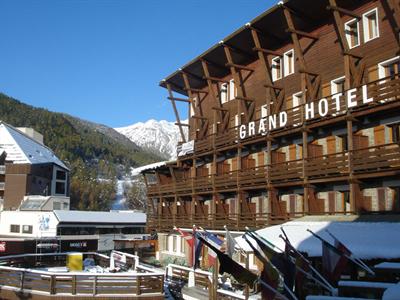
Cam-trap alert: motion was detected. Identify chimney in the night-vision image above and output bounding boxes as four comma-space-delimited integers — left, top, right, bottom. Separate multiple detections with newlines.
16, 128, 44, 145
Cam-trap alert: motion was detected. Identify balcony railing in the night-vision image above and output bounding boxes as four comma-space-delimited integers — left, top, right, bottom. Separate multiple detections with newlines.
192, 75, 400, 155
146, 143, 400, 197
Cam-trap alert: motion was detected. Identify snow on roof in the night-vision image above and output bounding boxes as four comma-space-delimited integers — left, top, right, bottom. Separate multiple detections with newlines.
131, 160, 172, 176
383, 283, 400, 300
54, 210, 146, 224
0, 122, 68, 170
374, 262, 400, 270
236, 221, 400, 260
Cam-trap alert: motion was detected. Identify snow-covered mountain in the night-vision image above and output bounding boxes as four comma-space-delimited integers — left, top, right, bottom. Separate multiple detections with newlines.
115, 119, 187, 160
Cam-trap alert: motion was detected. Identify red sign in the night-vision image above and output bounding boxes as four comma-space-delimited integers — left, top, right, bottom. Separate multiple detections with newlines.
0, 242, 6, 252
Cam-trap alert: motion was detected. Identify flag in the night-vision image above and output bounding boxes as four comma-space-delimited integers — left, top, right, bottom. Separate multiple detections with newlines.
321, 239, 348, 283
202, 230, 224, 267
246, 231, 296, 296
194, 231, 203, 269
326, 230, 374, 276
243, 234, 281, 299
225, 226, 237, 258
283, 238, 310, 296
199, 236, 258, 287
175, 227, 194, 267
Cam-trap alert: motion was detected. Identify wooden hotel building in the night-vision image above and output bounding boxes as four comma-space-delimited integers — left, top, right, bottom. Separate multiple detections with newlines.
143, 0, 400, 256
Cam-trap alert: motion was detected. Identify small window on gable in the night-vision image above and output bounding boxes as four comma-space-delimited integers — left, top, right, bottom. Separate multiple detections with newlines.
345, 19, 360, 48
331, 76, 346, 95
363, 8, 379, 42
272, 56, 282, 81
261, 104, 268, 118
220, 83, 228, 104
229, 79, 237, 100
284, 49, 294, 76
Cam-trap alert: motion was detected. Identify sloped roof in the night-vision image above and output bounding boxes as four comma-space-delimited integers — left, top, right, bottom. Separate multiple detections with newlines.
54, 210, 146, 224
0, 122, 68, 170
236, 220, 400, 260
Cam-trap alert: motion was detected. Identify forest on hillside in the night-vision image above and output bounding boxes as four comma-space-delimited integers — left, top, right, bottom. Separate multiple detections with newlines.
0, 93, 161, 210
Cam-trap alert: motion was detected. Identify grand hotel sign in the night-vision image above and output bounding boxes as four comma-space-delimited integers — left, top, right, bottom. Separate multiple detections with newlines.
239, 85, 375, 140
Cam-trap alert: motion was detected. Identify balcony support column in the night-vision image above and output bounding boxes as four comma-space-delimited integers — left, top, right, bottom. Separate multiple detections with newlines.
302, 129, 310, 214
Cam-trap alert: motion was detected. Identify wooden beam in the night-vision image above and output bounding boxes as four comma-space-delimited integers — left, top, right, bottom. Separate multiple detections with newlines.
252, 47, 282, 57
327, 5, 361, 19
223, 43, 256, 59
167, 96, 191, 103
202, 76, 228, 83
235, 96, 255, 102
263, 84, 282, 90
212, 107, 228, 111
181, 70, 206, 83
225, 63, 254, 72
166, 83, 186, 143
285, 28, 319, 40
175, 122, 190, 127
250, 27, 279, 115
328, 0, 350, 52
192, 115, 208, 120
184, 87, 208, 94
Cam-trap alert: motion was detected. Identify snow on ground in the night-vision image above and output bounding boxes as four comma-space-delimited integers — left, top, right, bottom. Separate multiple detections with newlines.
236, 221, 400, 259
111, 179, 130, 210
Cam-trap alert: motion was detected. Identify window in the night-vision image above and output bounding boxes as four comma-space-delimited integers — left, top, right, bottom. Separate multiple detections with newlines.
22, 225, 33, 234
56, 182, 66, 194
378, 56, 400, 80
220, 83, 228, 104
10, 224, 20, 233
261, 104, 268, 118
234, 113, 244, 127
345, 19, 360, 48
292, 92, 303, 127
56, 170, 66, 180
190, 97, 197, 117
53, 167, 68, 196
363, 8, 379, 42
229, 79, 237, 100
284, 49, 295, 76
272, 56, 282, 81
292, 91, 303, 108
331, 76, 346, 95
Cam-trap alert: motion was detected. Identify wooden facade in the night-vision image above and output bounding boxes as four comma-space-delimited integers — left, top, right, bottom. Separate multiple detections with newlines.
144, 0, 400, 232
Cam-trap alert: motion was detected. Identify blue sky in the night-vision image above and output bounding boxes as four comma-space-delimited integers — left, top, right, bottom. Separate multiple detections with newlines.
0, 0, 273, 128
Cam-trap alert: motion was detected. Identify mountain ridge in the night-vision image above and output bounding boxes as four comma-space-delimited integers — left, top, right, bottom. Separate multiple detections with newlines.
115, 119, 187, 160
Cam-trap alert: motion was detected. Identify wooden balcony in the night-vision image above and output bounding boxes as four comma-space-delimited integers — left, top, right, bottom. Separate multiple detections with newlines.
147, 143, 400, 197
147, 212, 292, 231
192, 76, 400, 155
